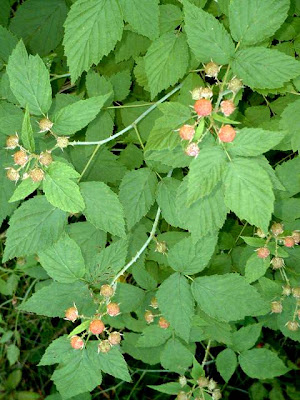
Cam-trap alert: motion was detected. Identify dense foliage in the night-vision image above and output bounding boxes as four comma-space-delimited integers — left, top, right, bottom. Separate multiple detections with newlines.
0, 0, 300, 399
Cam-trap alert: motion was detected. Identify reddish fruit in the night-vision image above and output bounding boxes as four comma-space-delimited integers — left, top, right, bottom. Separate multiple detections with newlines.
6, 167, 20, 182
155, 241, 168, 254
108, 331, 122, 345
185, 143, 199, 157
150, 297, 158, 309
56, 136, 69, 149
100, 284, 114, 298
194, 99, 212, 117
89, 319, 105, 335
39, 117, 53, 132
70, 335, 84, 350
228, 77, 243, 93
144, 310, 154, 324
39, 151, 53, 166
292, 287, 300, 299
292, 230, 300, 244
286, 321, 299, 332
271, 222, 284, 236
6, 135, 19, 149
65, 306, 78, 322
220, 100, 235, 116
98, 340, 111, 353
204, 61, 220, 78
197, 377, 209, 388
29, 168, 44, 182
218, 125, 236, 143
271, 257, 284, 270
179, 125, 195, 141
282, 285, 292, 296
256, 247, 270, 259
271, 301, 283, 314
107, 302, 120, 317
158, 317, 169, 329
13, 150, 28, 166
284, 236, 295, 248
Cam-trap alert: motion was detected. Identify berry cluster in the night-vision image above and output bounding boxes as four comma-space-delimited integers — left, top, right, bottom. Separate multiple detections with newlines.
144, 297, 170, 329
175, 375, 221, 400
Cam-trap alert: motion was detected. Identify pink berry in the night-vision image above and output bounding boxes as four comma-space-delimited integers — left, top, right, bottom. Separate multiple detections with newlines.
108, 331, 122, 345
284, 236, 295, 248
89, 319, 105, 335
70, 335, 84, 350
13, 150, 28, 166
158, 317, 170, 329
64, 306, 78, 322
218, 125, 236, 143
185, 143, 199, 157
220, 100, 235, 116
107, 302, 120, 317
179, 125, 195, 141
100, 284, 114, 298
194, 99, 212, 117
256, 247, 270, 259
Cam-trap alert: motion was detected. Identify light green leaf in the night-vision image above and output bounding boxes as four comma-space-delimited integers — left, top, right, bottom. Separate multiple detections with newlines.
96, 345, 131, 382
157, 177, 182, 228
157, 273, 194, 342
148, 382, 182, 395
113, 283, 145, 313
68, 320, 90, 339
232, 48, 300, 90
239, 348, 289, 379
52, 94, 111, 136
6, 40, 52, 115
86, 71, 113, 99
115, 30, 151, 63
38, 234, 85, 283
137, 325, 172, 348
109, 70, 131, 102
168, 234, 217, 274
223, 157, 274, 232
0, 25, 18, 63
119, 0, 159, 39
119, 168, 157, 230
277, 297, 300, 342
280, 99, 300, 152
145, 32, 189, 99
0, 151, 18, 225
231, 324, 262, 353
80, 181, 125, 238
3, 196, 67, 262
245, 253, 270, 283
10, 0, 68, 56
229, 0, 290, 45
184, 0, 234, 64
6, 344, 20, 366
159, 4, 183, 35
192, 273, 268, 321
160, 338, 193, 374
216, 348, 237, 382
63, 0, 124, 81
9, 179, 40, 203
21, 105, 35, 152
187, 146, 227, 204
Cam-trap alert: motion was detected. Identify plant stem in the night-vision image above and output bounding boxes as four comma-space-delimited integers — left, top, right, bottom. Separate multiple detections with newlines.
201, 340, 212, 367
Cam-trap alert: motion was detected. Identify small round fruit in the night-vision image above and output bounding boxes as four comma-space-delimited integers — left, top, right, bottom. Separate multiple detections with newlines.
292, 287, 300, 299
227, 77, 243, 93
65, 306, 78, 322
56, 136, 69, 149
39, 151, 53, 166
197, 376, 209, 388
212, 389, 222, 400
177, 392, 188, 400
271, 222, 284, 236
284, 236, 295, 248
150, 297, 158, 309
158, 317, 170, 329
286, 321, 299, 332
179, 376, 187, 387
89, 319, 105, 335
98, 340, 111, 353
194, 99, 212, 117
107, 302, 120, 317
218, 125, 236, 143
191, 87, 203, 100
208, 379, 217, 391
6, 134, 19, 149
220, 100, 235, 117
255, 228, 267, 238
179, 125, 195, 141
6, 167, 20, 182
185, 143, 199, 157
144, 310, 154, 324
200, 87, 213, 99
155, 241, 168, 254
100, 284, 114, 298
204, 61, 220, 78
271, 257, 284, 270
70, 335, 84, 350
256, 247, 270, 259
271, 301, 283, 314
108, 331, 122, 346
292, 230, 300, 244
29, 168, 44, 182
13, 150, 28, 166
39, 117, 53, 132
282, 285, 292, 296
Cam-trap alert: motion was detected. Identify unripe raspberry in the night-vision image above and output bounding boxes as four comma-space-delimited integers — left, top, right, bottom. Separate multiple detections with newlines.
98, 340, 111, 353
185, 143, 199, 157
194, 99, 212, 117
220, 100, 235, 117
6, 134, 19, 149
191, 87, 203, 100
284, 236, 295, 248
108, 331, 122, 345
16, 257, 26, 266
212, 389, 222, 400
158, 317, 170, 329
155, 241, 168, 254
292, 287, 300, 299
150, 297, 158, 309
292, 231, 300, 244
204, 61, 220, 78
179, 125, 195, 141
200, 87, 213, 99
29, 168, 44, 182
177, 392, 188, 400
271, 222, 284, 236
39, 117, 53, 132
227, 77, 243, 93
218, 125, 236, 143
65, 306, 78, 322
89, 319, 105, 335
56, 136, 69, 149
39, 151, 53, 166
144, 310, 154, 324
197, 376, 209, 388
107, 302, 120, 317
271, 301, 283, 314
255, 228, 267, 238
271, 257, 284, 270
286, 320, 299, 331
13, 150, 28, 166
6, 167, 20, 182
256, 247, 270, 259
179, 376, 187, 387
208, 379, 217, 391
100, 284, 114, 298
282, 285, 292, 296
70, 335, 84, 350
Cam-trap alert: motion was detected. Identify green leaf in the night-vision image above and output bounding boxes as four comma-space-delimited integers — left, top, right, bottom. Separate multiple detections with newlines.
239, 348, 289, 379
192, 273, 268, 322
10, 0, 68, 56
160, 338, 193, 374
113, 283, 145, 313
168, 234, 217, 274
6, 344, 20, 366
115, 30, 151, 63
137, 325, 172, 348
241, 237, 266, 247
63, 0, 124, 81
119, 168, 157, 230
109, 70, 131, 102
119, 0, 159, 39
9, 179, 40, 203
184, 0, 234, 64
157, 273, 194, 342
86, 71, 113, 99
3, 196, 67, 262
229, 0, 290, 45
159, 4, 183, 35
20, 281, 96, 318
0, 151, 18, 225
280, 99, 300, 152
38, 234, 86, 283
277, 297, 300, 342
245, 253, 270, 284
145, 32, 189, 99
44, 162, 85, 214
39, 336, 72, 366
228, 128, 285, 157
21, 105, 35, 152
68, 320, 91, 339
6, 41, 52, 115
0, 26, 18, 63
223, 157, 274, 232
231, 324, 262, 352
157, 177, 182, 228
96, 345, 131, 382
216, 348, 237, 382
232, 48, 300, 90
148, 382, 182, 395
80, 181, 125, 238
52, 94, 111, 136
187, 146, 227, 204
191, 357, 205, 380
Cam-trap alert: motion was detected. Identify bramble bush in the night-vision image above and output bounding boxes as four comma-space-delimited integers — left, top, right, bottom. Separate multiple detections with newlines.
0, 0, 300, 399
